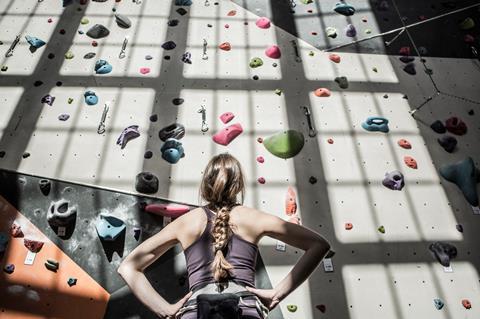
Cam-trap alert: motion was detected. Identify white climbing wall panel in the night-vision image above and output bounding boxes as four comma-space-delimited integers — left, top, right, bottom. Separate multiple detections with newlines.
1, 0, 480, 318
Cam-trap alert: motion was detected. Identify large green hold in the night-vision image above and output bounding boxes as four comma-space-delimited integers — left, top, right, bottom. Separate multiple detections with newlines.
263, 130, 304, 159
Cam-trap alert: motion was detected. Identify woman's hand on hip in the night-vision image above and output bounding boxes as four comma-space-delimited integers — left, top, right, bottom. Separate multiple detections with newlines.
245, 287, 280, 310
155, 291, 192, 318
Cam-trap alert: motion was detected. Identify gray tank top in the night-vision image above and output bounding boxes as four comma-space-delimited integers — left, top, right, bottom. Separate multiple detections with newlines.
184, 206, 258, 291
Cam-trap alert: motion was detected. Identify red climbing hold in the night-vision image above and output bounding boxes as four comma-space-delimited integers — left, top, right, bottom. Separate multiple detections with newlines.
345, 223, 353, 230
92, 40, 98, 47
257, 137, 263, 143
404, 156, 418, 169
462, 299, 471, 309
399, 46, 411, 56
397, 139, 412, 149
219, 42, 232, 51
258, 177, 266, 184
24, 238, 44, 253
48, 18, 53, 23
327, 138, 334, 144
10, 223, 24, 238
464, 34, 475, 44
311, 31, 318, 35
316, 304, 326, 313
445, 117, 467, 135
329, 53, 341, 63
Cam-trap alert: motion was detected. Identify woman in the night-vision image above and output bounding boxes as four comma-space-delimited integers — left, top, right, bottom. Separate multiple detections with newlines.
118, 153, 331, 318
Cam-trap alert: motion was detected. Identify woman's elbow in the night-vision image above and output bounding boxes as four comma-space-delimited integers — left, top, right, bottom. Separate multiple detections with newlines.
313, 238, 331, 258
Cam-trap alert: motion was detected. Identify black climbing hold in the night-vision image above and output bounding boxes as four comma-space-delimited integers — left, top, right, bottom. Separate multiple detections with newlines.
430, 120, 446, 134
48, 53, 55, 59
428, 241, 457, 267
207, 24, 213, 27
133, 227, 141, 241
253, 75, 259, 80
164, 55, 171, 60
22, 152, 30, 159
172, 98, 184, 105
135, 172, 159, 194
159, 123, 186, 141
67, 277, 77, 286
0, 151, 5, 158
84, 52, 96, 59
402, 94, 408, 99
56, 81, 63, 87
86, 24, 110, 39
34, 80, 43, 87
47, 199, 77, 227
144, 151, 153, 159
150, 114, 158, 122
309, 176, 317, 184
403, 63, 416, 75
456, 224, 463, 232
438, 135, 457, 153
399, 56, 414, 63
272, 63, 278, 67
115, 14, 132, 29
168, 19, 179, 27
176, 8, 187, 15
39, 179, 51, 196
468, 109, 474, 116
162, 41, 177, 50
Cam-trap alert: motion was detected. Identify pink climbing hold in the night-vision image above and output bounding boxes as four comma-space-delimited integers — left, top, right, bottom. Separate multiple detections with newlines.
265, 45, 281, 59
314, 88, 331, 97
212, 123, 243, 146
219, 112, 235, 124
258, 177, 266, 184
145, 203, 190, 218
329, 53, 341, 63
256, 17, 271, 29
227, 10, 236, 16
256, 156, 264, 163
404, 156, 418, 169
140, 67, 151, 75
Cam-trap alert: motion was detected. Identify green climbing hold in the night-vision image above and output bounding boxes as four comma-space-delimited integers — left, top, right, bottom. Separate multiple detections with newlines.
326, 27, 337, 38
372, 67, 378, 72
81, 18, 89, 25
65, 51, 74, 59
309, 51, 315, 56
275, 89, 282, 96
300, 0, 313, 3
365, 28, 372, 34
249, 57, 263, 68
378, 225, 385, 234
459, 17, 475, 30
1, 65, 7, 72
68, 98, 74, 104
287, 305, 298, 312
263, 130, 305, 159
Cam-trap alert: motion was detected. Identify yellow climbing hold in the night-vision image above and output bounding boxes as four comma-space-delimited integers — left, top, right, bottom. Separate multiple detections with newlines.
81, 18, 89, 25
65, 51, 74, 59
287, 305, 298, 312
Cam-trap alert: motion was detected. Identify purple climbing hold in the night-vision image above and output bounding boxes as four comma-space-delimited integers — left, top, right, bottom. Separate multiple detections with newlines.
58, 114, 70, 121
144, 150, 153, 159
428, 241, 457, 267
430, 120, 446, 134
382, 170, 405, 191
162, 41, 176, 50
3, 264, 14, 274
438, 135, 457, 153
41, 94, 55, 106
345, 24, 357, 37
399, 56, 415, 63
117, 125, 140, 149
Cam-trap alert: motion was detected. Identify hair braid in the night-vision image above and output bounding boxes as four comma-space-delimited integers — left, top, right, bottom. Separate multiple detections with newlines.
211, 206, 234, 281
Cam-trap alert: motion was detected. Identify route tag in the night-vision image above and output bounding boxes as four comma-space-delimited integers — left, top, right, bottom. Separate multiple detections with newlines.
276, 241, 286, 252
323, 258, 334, 272
24, 251, 36, 265
57, 226, 66, 236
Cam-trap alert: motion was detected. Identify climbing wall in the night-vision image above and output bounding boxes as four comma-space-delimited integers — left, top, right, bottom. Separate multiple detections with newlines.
1, 0, 480, 318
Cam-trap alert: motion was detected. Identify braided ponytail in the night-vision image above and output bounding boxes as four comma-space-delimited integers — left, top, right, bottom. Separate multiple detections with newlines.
211, 206, 234, 281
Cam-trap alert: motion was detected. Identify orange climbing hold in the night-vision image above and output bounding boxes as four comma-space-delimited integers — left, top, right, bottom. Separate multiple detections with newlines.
404, 156, 418, 169
227, 10, 236, 16
345, 223, 353, 230
219, 42, 232, 51
397, 139, 412, 149
314, 88, 331, 97
329, 53, 341, 63
462, 299, 472, 309
285, 186, 297, 216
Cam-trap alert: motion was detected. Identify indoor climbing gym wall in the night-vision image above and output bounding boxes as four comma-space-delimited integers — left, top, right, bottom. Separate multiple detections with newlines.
0, 0, 479, 318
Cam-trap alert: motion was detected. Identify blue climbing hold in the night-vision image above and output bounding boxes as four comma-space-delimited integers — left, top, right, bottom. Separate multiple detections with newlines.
439, 157, 479, 207
95, 59, 112, 74
84, 90, 98, 105
433, 298, 444, 310
333, 2, 355, 16
160, 138, 185, 164
361, 117, 389, 133
95, 214, 126, 241
175, 0, 192, 5
25, 35, 46, 48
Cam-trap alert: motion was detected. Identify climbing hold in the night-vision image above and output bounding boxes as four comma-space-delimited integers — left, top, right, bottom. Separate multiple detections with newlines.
252, 75, 259, 80
159, 123, 185, 141
265, 45, 281, 59
0, 232, 8, 253
212, 123, 243, 146
67, 277, 77, 287
182, 52, 192, 64
117, 125, 140, 149
399, 46, 411, 56
10, 223, 23, 238
327, 138, 334, 144
345, 223, 353, 230
24, 238, 44, 253
1, 65, 7, 72
361, 116, 389, 133
175, 0, 192, 5
95, 214, 126, 241
3, 264, 15, 274
428, 241, 457, 267
80, 17, 89, 25
224, 24, 230, 29
285, 187, 297, 216
433, 298, 444, 310
144, 151, 153, 159
456, 224, 463, 232
334, 76, 349, 89
58, 114, 70, 121
468, 109, 474, 116
135, 172, 159, 194
145, 203, 190, 218
464, 34, 475, 43
256, 156, 264, 163
316, 304, 326, 313
22, 152, 30, 159
47, 199, 77, 228
219, 42, 231, 51
145, 54, 153, 60
172, 98, 184, 105
365, 28, 372, 34
326, 27, 337, 38
418, 46, 428, 55
257, 177, 266, 184
403, 63, 416, 75
115, 14, 131, 28
41, 94, 55, 106
345, 24, 357, 37
329, 53, 341, 63
67, 98, 74, 104
445, 117, 467, 135
168, 19, 179, 27
0, 151, 5, 158
257, 137, 263, 143
249, 57, 264, 68
59, 29, 66, 35
439, 157, 479, 206
263, 130, 304, 159
275, 89, 283, 95
95, 59, 113, 74
372, 67, 378, 72
430, 120, 446, 134
404, 156, 418, 169
162, 41, 177, 50
314, 88, 331, 97
161, 138, 185, 164
399, 56, 414, 64
39, 179, 51, 196
397, 139, 411, 149
382, 170, 405, 191
86, 24, 110, 39
34, 80, 43, 87
220, 112, 235, 124
176, 8, 188, 15
334, 2, 355, 16
25, 35, 46, 49
149, 115, 158, 123
45, 259, 59, 272
287, 305, 297, 312
309, 176, 317, 184
459, 17, 475, 30
227, 10, 236, 16
84, 90, 98, 105
83, 52, 96, 59
378, 225, 385, 234
133, 227, 141, 241
462, 299, 472, 309
438, 135, 457, 153
140, 67, 150, 75
256, 17, 271, 29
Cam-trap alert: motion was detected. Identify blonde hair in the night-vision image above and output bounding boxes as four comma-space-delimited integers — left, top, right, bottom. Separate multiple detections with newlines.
199, 153, 245, 281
